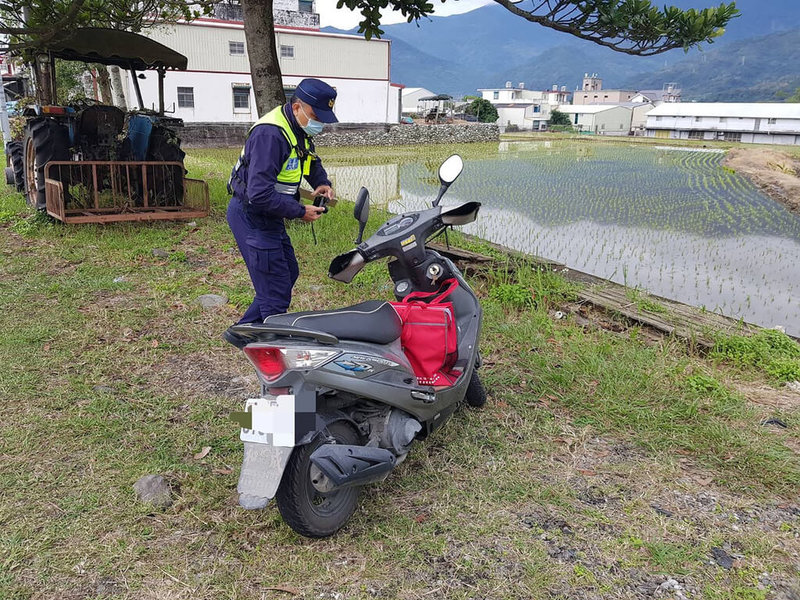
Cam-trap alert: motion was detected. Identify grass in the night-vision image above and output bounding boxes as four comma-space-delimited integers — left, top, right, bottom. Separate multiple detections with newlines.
1, 145, 799, 599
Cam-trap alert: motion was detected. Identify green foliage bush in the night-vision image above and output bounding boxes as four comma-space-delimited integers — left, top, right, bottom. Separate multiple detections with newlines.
711, 329, 800, 382
465, 99, 498, 124
489, 282, 532, 309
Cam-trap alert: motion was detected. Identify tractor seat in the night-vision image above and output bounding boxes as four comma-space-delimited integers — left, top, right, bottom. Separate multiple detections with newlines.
263, 300, 402, 345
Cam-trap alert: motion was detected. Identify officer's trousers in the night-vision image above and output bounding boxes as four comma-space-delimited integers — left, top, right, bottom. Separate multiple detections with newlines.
227, 197, 300, 324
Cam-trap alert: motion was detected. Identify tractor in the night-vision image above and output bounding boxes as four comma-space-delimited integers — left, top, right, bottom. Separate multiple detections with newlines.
4, 28, 208, 223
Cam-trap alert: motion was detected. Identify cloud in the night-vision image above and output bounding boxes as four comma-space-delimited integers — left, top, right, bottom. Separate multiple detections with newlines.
316, 0, 495, 30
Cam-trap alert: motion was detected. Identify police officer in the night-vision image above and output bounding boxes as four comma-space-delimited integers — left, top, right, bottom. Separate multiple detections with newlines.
224, 78, 337, 342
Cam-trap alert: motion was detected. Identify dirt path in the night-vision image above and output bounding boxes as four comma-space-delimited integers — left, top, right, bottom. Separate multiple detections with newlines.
724, 147, 800, 212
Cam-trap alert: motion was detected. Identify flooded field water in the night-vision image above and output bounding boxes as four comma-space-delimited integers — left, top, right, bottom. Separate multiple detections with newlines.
326, 140, 800, 335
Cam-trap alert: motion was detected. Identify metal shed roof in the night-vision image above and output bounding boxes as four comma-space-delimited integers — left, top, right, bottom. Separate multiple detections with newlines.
35, 28, 188, 71
648, 103, 800, 119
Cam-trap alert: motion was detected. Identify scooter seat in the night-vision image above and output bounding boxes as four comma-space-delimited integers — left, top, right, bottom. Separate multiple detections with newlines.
263, 300, 402, 345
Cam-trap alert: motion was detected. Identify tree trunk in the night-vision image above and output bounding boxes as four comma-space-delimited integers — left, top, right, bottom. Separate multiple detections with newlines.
108, 66, 128, 110
81, 70, 95, 99
241, 0, 285, 117
32, 56, 55, 105
95, 65, 113, 105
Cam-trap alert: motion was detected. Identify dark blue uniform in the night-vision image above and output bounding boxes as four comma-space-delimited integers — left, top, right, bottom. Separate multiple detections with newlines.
227, 103, 331, 324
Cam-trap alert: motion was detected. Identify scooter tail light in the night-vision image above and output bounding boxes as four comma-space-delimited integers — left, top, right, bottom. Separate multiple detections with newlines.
280, 348, 340, 369
243, 346, 285, 381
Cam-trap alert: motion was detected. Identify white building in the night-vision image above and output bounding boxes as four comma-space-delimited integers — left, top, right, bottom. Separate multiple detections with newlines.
478, 82, 571, 130
645, 103, 800, 145
556, 104, 633, 135
134, 16, 401, 124
631, 84, 681, 105
401, 87, 435, 116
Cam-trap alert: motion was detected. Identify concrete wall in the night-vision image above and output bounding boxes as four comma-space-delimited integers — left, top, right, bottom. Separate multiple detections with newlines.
180, 122, 499, 148
573, 90, 636, 105
564, 106, 631, 134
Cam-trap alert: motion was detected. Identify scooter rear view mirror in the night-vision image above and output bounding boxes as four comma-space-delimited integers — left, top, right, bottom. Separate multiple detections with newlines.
433, 154, 463, 207
354, 186, 370, 244
438, 154, 463, 185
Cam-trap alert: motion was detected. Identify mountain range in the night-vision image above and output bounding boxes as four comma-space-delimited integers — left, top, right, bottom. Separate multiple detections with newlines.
324, 0, 800, 101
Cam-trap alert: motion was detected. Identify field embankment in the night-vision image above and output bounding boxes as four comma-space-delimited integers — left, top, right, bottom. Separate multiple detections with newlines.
723, 148, 800, 212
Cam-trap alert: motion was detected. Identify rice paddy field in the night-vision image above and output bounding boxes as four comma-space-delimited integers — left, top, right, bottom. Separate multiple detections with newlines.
328, 140, 800, 336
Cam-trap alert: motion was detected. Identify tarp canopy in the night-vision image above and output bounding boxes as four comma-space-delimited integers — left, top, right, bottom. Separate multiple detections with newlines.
29, 28, 187, 71
419, 94, 453, 101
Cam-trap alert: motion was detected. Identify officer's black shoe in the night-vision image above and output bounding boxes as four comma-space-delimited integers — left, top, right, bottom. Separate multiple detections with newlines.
222, 326, 248, 349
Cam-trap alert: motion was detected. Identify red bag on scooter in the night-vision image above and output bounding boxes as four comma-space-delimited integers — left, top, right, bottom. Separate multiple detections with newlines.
391, 279, 459, 387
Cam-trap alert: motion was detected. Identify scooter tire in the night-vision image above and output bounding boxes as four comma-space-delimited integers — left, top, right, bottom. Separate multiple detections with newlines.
276, 420, 361, 538
465, 370, 487, 408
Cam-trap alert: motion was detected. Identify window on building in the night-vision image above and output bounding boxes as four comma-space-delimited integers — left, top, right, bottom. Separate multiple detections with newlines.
533, 105, 540, 113
177, 87, 194, 108
229, 41, 245, 55
688, 130, 703, 140
283, 85, 297, 101
299, 0, 313, 12
655, 116, 662, 122
719, 117, 727, 123
724, 131, 742, 142
768, 117, 777, 124
280, 45, 294, 59
493, 91, 499, 100
694, 116, 701, 122
233, 85, 251, 111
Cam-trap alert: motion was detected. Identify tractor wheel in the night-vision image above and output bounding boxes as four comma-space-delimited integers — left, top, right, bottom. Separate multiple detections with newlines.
23, 119, 70, 210
7, 141, 25, 192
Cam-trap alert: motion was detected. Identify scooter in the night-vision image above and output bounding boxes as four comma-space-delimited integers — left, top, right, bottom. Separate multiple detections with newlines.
227, 155, 486, 538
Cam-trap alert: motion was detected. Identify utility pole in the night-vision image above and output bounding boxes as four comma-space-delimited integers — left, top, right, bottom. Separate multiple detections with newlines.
0, 73, 11, 147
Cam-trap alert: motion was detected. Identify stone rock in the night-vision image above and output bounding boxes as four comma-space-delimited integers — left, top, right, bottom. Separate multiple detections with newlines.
787, 380, 800, 394
711, 546, 735, 570
133, 474, 173, 508
196, 294, 228, 309
186, 221, 197, 228
152, 248, 169, 258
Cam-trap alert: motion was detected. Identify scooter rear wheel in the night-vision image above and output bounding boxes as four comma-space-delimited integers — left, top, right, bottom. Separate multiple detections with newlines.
276, 421, 361, 538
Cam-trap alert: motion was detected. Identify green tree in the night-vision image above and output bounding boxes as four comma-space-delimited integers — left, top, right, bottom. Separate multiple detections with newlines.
786, 87, 800, 102
1, 0, 214, 103
549, 109, 572, 127
465, 98, 499, 124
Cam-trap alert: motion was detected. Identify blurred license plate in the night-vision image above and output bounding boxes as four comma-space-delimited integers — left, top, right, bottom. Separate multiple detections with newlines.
240, 395, 295, 447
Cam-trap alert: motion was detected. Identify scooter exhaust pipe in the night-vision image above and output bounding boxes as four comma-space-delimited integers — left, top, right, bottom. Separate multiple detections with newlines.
310, 444, 397, 492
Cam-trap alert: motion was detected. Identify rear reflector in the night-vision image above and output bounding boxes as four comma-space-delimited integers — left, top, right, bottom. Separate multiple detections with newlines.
243, 346, 285, 380
41, 106, 67, 115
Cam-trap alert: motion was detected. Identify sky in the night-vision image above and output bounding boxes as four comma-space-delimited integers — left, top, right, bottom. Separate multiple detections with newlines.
315, 0, 494, 30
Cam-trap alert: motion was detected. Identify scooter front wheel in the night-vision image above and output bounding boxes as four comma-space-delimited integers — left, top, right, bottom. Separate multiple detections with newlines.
465, 370, 487, 408
276, 421, 361, 538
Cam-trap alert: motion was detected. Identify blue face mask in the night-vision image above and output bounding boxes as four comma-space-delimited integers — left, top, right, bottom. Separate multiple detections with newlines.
300, 104, 324, 136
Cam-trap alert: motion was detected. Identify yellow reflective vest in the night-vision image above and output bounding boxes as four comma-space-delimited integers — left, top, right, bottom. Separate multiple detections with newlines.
228, 105, 313, 196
